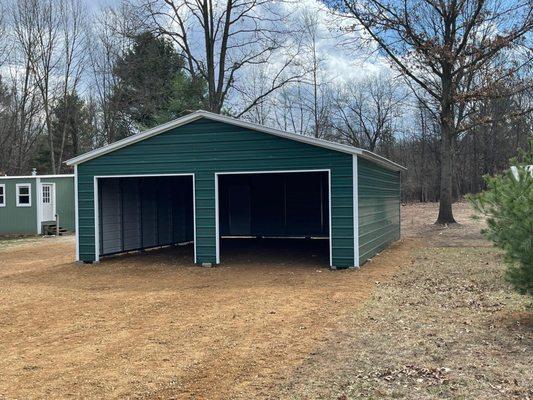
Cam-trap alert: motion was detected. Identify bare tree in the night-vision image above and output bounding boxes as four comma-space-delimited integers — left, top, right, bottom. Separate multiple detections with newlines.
54, 0, 87, 173
22, 0, 62, 173
135, 0, 303, 116
343, 0, 533, 223
87, 5, 133, 145
9, 0, 47, 174
299, 8, 332, 138
271, 83, 312, 135
332, 74, 404, 151
0, 0, 8, 67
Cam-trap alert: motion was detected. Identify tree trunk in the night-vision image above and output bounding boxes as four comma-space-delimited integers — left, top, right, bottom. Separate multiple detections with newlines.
436, 107, 456, 224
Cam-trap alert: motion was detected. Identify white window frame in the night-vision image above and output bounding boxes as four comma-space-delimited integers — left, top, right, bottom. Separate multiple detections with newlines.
0, 184, 5, 207
16, 183, 32, 207
42, 184, 51, 204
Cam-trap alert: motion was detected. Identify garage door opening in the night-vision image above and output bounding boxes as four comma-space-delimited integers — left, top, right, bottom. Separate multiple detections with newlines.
216, 171, 330, 265
96, 175, 194, 260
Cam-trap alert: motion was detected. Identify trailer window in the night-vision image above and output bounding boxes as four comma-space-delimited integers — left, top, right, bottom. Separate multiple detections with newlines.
16, 184, 31, 207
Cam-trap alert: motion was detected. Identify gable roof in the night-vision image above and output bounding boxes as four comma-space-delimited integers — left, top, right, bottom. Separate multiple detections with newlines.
66, 110, 406, 171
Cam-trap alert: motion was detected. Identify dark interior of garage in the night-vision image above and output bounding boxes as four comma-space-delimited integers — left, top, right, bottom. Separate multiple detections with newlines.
218, 171, 329, 238
97, 172, 329, 262
98, 176, 194, 256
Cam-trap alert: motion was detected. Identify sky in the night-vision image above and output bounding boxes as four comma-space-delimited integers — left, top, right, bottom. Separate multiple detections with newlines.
84, 0, 392, 86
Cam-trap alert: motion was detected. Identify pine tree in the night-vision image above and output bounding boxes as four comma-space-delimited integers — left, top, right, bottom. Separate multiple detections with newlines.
111, 32, 205, 131
469, 140, 533, 296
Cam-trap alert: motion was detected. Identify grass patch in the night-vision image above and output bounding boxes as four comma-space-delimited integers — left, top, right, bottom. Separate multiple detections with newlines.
0, 235, 39, 250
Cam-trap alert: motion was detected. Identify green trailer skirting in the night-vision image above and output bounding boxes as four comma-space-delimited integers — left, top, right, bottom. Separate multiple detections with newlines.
69, 110, 404, 268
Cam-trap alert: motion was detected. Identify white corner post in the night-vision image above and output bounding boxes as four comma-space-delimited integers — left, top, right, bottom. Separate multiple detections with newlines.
74, 165, 80, 261
214, 173, 220, 264
353, 155, 360, 268
93, 177, 100, 263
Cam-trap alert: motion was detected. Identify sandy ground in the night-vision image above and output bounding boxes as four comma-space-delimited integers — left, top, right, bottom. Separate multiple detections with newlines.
1, 202, 529, 399
0, 234, 412, 399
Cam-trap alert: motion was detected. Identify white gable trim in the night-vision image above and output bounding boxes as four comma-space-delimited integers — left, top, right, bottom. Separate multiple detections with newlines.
65, 110, 406, 171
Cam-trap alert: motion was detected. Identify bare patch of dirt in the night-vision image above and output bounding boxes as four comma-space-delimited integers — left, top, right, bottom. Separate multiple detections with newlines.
0, 235, 415, 399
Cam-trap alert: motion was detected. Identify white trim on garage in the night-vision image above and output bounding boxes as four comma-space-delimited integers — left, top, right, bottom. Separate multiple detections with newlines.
353, 155, 360, 268
214, 169, 333, 267
74, 165, 79, 261
66, 111, 406, 172
92, 173, 196, 263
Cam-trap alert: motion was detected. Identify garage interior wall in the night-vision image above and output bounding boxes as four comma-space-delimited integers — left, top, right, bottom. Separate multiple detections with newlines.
218, 172, 329, 238
98, 176, 193, 256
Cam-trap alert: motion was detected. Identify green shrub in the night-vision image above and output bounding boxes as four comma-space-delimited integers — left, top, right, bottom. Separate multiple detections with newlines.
468, 141, 533, 296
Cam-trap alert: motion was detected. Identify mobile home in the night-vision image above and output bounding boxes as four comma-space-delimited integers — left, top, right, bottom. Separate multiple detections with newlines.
0, 175, 75, 235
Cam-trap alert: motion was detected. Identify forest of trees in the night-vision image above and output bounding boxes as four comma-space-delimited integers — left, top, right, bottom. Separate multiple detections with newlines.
0, 0, 531, 223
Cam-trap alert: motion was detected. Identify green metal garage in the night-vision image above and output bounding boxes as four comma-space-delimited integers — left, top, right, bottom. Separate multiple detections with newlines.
66, 110, 405, 268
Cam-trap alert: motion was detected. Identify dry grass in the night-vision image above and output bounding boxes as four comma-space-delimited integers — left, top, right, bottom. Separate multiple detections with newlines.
0, 202, 530, 400
277, 203, 532, 400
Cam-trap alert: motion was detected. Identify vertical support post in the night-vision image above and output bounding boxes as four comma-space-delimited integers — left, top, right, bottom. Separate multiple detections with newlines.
214, 173, 220, 264
353, 155, 360, 268
192, 174, 197, 263
328, 170, 332, 267
139, 178, 144, 249
93, 177, 100, 262
119, 179, 123, 251
74, 165, 79, 261
195, 172, 215, 266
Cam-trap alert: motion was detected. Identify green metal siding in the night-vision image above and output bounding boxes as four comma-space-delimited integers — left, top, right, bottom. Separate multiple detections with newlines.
41, 177, 75, 231
77, 118, 355, 267
358, 157, 400, 265
0, 178, 38, 234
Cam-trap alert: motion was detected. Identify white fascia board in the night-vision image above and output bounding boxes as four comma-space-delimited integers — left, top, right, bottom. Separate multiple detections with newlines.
65, 110, 406, 172
359, 150, 407, 172
65, 113, 205, 166
352, 155, 359, 267
0, 174, 75, 180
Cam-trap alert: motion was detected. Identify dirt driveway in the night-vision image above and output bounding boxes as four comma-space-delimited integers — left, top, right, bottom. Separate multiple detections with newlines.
0, 231, 414, 399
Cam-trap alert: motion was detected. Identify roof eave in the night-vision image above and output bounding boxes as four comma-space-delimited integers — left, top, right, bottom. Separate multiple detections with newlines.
0, 174, 75, 179
65, 112, 205, 166
359, 150, 407, 172
66, 110, 406, 172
